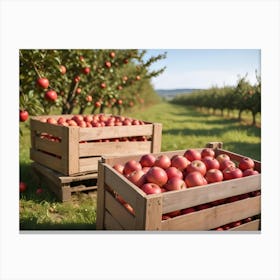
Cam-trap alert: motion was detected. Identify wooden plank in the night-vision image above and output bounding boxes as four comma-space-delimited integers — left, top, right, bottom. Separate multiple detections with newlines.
228, 219, 260, 231
30, 148, 65, 174
59, 172, 98, 184
103, 164, 146, 209
105, 190, 136, 230
151, 123, 162, 153
104, 211, 124, 230
79, 124, 154, 141
79, 141, 152, 157
96, 161, 106, 230
34, 136, 63, 156
70, 185, 97, 192
161, 196, 261, 231
31, 114, 74, 121
134, 195, 147, 230
79, 157, 99, 173
67, 127, 80, 175
162, 174, 261, 213
145, 195, 163, 230
30, 118, 65, 137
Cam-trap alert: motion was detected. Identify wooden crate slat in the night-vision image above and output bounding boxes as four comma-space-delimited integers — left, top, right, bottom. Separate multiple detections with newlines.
145, 195, 163, 230
161, 196, 261, 231
79, 141, 152, 157
105, 190, 136, 230
70, 185, 97, 192
79, 157, 99, 173
151, 123, 162, 153
34, 136, 63, 156
162, 174, 260, 214
104, 211, 124, 230
30, 118, 65, 137
228, 219, 260, 231
79, 124, 154, 141
96, 161, 106, 230
30, 148, 65, 174
104, 164, 146, 209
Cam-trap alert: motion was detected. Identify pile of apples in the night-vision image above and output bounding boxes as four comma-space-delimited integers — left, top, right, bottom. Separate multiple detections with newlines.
39, 114, 146, 128
113, 148, 260, 219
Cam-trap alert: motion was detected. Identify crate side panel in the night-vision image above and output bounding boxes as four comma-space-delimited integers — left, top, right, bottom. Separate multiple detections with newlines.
162, 174, 261, 213
105, 190, 136, 230
79, 157, 99, 174
79, 141, 152, 157
79, 124, 154, 141
151, 123, 162, 153
34, 136, 63, 156
30, 118, 65, 137
104, 211, 124, 230
161, 196, 261, 231
30, 149, 66, 174
228, 219, 260, 231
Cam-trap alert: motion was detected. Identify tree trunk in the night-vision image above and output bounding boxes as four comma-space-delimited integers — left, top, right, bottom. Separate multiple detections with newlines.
238, 109, 243, 121
252, 111, 256, 126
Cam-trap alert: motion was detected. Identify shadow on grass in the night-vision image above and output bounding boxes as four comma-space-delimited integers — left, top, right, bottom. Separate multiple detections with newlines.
164, 121, 260, 138
223, 141, 261, 161
20, 219, 96, 231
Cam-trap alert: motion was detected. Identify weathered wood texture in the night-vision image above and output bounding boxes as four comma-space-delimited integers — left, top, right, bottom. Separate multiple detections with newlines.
30, 116, 162, 175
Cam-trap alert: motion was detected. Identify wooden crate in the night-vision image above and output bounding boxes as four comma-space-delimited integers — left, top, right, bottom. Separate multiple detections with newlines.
96, 142, 261, 231
32, 162, 98, 202
30, 114, 162, 176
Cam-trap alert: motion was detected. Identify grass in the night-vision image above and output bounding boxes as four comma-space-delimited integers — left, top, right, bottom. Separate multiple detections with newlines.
19, 101, 261, 230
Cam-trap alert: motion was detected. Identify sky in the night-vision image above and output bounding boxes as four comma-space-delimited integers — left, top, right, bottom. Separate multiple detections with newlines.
143, 49, 261, 90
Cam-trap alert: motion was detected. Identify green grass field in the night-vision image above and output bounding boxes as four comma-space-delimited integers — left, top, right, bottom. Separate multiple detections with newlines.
19, 101, 261, 230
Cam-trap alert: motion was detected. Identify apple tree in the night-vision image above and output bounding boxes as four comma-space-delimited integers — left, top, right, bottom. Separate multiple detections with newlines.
19, 49, 166, 118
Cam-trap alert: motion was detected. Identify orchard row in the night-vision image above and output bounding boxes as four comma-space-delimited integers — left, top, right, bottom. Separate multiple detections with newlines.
172, 74, 261, 126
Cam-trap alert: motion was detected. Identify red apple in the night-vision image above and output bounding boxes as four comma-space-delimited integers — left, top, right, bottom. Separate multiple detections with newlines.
142, 167, 151, 174
123, 160, 142, 176
165, 167, 183, 180
238, 157, 255, 171
83, 67, 90, 74
126, 170, 146, 187
140, 183, 162, 195
216, 153, 230, 164
202, 156, 220, 170
36, 188, 43, 195
165, 210, 181, 218
219, 160, 236, 171
113, 164, 124, 174
37, 77, 49, 89
181, 207, 196, 215
186, 160, 207, 176
154, 155, 171, 169
201, 148, 215, 158
211, 198, 227, 206
105, 61, 111, 68
164, 177, 186, 191
205, 169, 223, 183
45, 90, 57, 102
123, 203, 135, 215
230, 220, 242, 228
223, 166, 243, 180
20, 110, 29, 122
59, 65, 66, 74
184, 149, 201, 161
146, 166, 168, 187
243, 169, 259, 177
20, 181, 27, 192
139, 154, 156, 168
162, 215, 171, 220
184, 171, 205, 188
171, 155, 190, 171
47, 117, 57, 124
196, 203, 211, 211
110, 52, 115, 58
242, 217, 252, 223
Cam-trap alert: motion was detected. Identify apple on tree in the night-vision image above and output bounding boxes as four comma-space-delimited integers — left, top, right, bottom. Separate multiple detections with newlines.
20, 110, 29, 122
